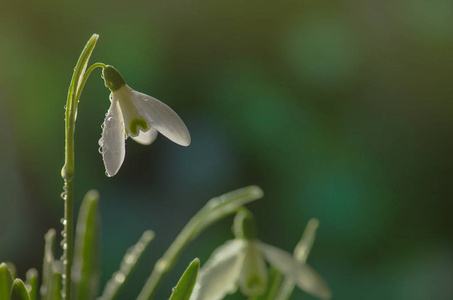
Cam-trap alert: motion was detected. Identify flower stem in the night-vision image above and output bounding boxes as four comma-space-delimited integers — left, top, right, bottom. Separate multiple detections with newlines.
61, 34, 100, 300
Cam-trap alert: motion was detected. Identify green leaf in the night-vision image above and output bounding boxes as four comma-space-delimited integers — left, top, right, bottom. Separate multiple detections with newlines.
10, 279, 31, 300
25, 269, 38, 300
48, 263, 63, 300
40, 228, 56, 300
197, 186, 264, 234
72, 190, 100, 300
169, 259, 200, 300
99, 230, 155, 300
0, 262, 14, 299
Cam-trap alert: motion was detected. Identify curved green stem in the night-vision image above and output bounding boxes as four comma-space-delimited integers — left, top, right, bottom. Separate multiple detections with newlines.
61, 34, 101, 300
74, 62, 106, 102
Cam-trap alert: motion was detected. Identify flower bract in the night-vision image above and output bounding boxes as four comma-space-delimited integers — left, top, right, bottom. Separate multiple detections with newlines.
99, 66, 191, 176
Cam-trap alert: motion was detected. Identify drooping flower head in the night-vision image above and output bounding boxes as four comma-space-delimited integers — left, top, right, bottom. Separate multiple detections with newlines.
190, 210, 331, 300
99, 65, 191, 176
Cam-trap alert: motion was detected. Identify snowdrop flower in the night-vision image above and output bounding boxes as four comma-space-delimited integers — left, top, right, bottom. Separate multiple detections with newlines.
190, 211, 331, 300
99, 65, 191, 176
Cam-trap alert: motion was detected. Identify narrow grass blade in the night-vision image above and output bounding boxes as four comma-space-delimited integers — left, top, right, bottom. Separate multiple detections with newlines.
25, 269, 38, 300
72, 190, 100, 300
169, 259, 200, 300
99, 230, 155, 300
0, 262, 14, 299
40, 228, 56, 300
137, 186, 264, 300
275, 218, 319, 300
10, 279, 31, 300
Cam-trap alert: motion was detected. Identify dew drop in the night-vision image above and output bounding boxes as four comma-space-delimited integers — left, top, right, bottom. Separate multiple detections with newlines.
125, 254, 134, 264
114, 273, 125, 283
155, 260, 168, 272
98, 139, 105, 154
61, 192, 67, 201
60, 218, 67, 225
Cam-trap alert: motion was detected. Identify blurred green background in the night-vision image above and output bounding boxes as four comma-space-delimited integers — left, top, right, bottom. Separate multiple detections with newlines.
1, 0, 453, 299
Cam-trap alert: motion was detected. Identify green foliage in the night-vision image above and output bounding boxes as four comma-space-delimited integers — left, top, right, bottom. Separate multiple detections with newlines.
40, 229, 57, 300
137, 185, 264, 300
0, 263, 14, 299
0, 186, 264, 300
25, 268, 38, 300
10, 279, 31, 300
72, 190, 100, 300
169, 259, 200, 300
99, 230, 155, 300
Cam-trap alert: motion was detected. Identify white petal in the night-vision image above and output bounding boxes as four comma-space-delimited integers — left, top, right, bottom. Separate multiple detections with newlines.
258, 242, 332, 300
128, 88, 191, 146
238, 240, 268, 296
190, 239, 246, 300
111, 87, 145, 138
101, 100, 126, 177
131, 128, 158, 145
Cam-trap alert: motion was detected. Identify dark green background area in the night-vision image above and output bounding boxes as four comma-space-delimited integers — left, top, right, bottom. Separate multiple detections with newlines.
1, 0, 452, 299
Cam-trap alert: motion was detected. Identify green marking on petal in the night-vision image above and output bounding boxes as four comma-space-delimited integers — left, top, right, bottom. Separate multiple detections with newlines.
129, 119, 148, 136
248, 276, 263, 290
